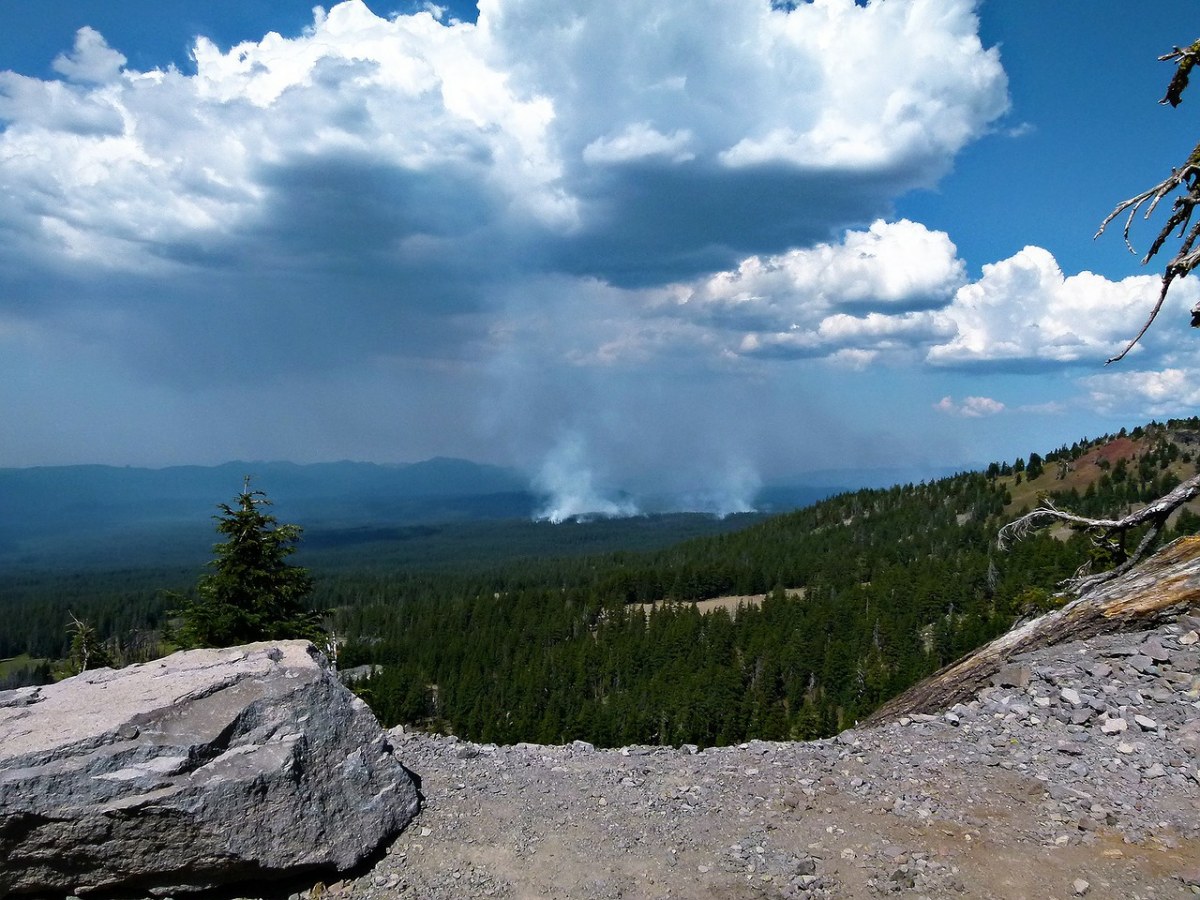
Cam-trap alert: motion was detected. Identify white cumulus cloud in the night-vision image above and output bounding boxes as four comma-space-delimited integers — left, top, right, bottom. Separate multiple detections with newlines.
716, 0, 1005, 171
926, 246, 1199, 367
52, 26, 127, 84
649, 231, 1200, 374
1080, 366, 1200, 417
0, 0, 1008, 283
934, 395, 1005, 417
483, 0, 1006, 174
582, 123, 696, 165
667, 219, 964, 357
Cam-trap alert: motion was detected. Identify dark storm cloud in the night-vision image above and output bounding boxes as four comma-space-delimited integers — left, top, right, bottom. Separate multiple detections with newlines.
545, 163, 906, 288
0, 0, 1010, 380
0, 0, 1064, 480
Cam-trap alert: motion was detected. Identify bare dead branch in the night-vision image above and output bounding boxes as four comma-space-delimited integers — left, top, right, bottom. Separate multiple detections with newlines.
1105, 276, 1173, 363
997, 500, 1119, 549
1095, 160, 1200, 361
999, 473, 1200, 594
1160, 41, 1200, 107
1091, 41, 1200, 361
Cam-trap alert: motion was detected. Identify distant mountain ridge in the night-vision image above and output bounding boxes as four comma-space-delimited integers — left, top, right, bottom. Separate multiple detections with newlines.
0, 457, 533, 527
0, 458, 539, 568
15, 420, 1193, 573
0, 458, 851, 569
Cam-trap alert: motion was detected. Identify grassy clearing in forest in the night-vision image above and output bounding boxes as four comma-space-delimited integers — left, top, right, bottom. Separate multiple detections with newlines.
636, 588, 806, 620
0, 653, 50, 678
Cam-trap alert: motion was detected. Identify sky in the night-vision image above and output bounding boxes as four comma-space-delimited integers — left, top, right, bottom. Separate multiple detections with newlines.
2, 0, 1199, 515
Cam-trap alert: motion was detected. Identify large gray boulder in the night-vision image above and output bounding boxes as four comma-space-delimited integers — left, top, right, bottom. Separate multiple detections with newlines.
0, 641, 419, 897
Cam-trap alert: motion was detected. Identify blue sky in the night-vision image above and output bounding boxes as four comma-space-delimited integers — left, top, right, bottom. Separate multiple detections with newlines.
1, 0, 1198, 514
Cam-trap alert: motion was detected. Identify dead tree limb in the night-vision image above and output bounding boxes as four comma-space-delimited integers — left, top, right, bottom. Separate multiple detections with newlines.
1097, 155, 1200, 363
1159, 40, 1200, 108
1094, 39, 1200, 364
998, 472, 1200, 595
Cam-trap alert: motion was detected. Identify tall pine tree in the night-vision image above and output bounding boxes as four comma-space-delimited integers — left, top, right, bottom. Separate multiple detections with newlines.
171, 478, 321, 648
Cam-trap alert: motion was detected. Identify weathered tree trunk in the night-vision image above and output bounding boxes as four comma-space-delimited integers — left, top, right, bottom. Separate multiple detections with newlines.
863, 535, 1200, 727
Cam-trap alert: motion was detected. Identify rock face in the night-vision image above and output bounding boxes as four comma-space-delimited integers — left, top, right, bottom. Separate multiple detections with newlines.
0, 641, 420, 898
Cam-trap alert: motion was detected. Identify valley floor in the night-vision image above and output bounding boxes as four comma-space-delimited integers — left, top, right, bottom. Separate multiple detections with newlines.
326, 616, 1200, 900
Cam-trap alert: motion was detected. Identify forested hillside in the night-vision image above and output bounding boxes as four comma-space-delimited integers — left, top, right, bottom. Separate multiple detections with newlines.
5, 419, 1200, 742
338, 418, 1200, 746
1000, 420, 1198, 523
337, 473, 1069, 744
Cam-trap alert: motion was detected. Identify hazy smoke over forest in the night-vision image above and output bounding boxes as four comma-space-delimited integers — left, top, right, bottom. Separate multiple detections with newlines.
532, 433, 763, 522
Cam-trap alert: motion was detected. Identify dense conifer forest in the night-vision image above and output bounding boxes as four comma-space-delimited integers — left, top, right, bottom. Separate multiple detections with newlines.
4, 419, 1200, 743
335, 472, 1072, 744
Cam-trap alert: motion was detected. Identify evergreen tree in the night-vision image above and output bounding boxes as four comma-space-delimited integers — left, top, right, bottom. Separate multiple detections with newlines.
170, 478, 321, 648
67, 612, 112, 674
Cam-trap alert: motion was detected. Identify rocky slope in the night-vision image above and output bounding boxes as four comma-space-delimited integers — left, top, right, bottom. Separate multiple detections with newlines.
316, 609, 1200, 900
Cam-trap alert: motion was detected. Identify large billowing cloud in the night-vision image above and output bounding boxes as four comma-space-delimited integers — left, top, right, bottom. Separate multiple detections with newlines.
0, 0, 1006, 366
926, 247, 1199, 368
480, 0, 1008, 282
0, 0, 1023, 484
487, 0, 1004, 176
28, 0, 1191, 498
671, 219, 966, 331
626, 223, 1199, 376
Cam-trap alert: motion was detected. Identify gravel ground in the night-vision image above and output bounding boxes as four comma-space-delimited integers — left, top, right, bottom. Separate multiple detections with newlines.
300, 612, 1200, 900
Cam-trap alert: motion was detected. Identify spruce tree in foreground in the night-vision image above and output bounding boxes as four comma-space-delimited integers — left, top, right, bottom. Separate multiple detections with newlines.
171, 478, 321, 649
